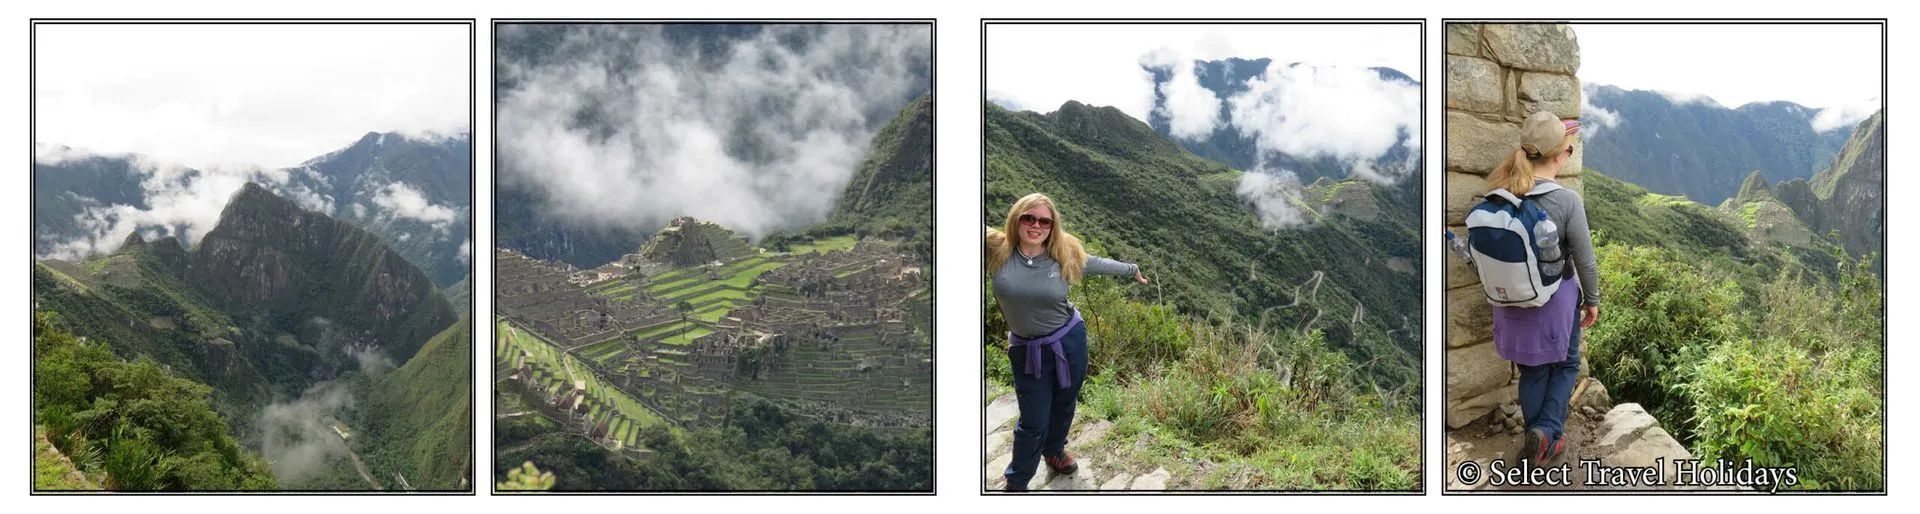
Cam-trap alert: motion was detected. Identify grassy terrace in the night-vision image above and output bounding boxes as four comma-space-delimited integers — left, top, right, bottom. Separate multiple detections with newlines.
657, 326, 713, 346
785, 235, 857, 255
496, 317, 671, 447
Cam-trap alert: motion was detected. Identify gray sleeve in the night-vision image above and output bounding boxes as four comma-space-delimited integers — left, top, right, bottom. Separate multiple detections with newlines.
1559, 190, 1601, 306
1084, 255, 1139, 277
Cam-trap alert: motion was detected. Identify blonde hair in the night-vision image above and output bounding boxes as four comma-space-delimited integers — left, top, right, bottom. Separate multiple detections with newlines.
1486, 138, 1570, 196
985, 193, 1088, 283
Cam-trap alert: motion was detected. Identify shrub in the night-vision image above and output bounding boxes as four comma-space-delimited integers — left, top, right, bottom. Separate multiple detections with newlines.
1583, 243, 1744, 440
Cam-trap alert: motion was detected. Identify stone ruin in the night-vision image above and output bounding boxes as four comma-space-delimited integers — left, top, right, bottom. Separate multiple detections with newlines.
1444, 23, 1690, 482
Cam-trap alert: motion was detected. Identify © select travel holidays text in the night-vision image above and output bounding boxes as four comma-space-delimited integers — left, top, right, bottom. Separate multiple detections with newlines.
1453, 458, 1800, 492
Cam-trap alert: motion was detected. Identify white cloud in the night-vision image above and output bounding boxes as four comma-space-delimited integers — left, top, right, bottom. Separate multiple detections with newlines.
1579, 84, 1623, 137
1142, 48, 1223, 139
987, 24, 1417, 122
1655, 90, 1722, 107
34, 24, 468, 170
1811, 100, 1881, 132
496, 24, 930, 239
1226, 64, 1421, 180
457, 238, 472, 266
1577, 24, 1880, 115
370, 182, 457, 230
38, 151, 288, 260
1235, 170, 1311, 229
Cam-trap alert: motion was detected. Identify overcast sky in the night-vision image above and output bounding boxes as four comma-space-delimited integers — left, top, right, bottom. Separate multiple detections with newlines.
987, 23, 1420, 121
1577, 24, 1882, 129
35, 24, 469, 170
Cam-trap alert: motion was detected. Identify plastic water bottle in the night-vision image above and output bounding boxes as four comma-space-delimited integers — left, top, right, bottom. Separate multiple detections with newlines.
1533, 210, 1564, 276
1444, 229, 1473, 263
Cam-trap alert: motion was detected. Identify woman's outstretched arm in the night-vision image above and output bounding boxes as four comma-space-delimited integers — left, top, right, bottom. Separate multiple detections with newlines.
1086, 255, 1148, 283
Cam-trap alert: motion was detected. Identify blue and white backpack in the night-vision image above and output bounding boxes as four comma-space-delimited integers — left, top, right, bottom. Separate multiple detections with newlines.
1464, 182, 1564, 307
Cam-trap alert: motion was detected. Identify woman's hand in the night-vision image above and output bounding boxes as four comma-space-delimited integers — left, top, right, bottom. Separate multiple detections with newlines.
1133, 267, 1149, 285
1580, 305, 1599, 328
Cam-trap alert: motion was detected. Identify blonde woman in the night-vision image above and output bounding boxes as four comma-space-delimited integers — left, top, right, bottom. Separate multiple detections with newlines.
1479, 111, 1601, 465
986, 193, 1146, 492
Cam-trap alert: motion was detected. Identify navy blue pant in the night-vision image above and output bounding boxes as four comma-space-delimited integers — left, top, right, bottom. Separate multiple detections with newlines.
1003, 324, 1089, 487
1517, 321, 1582, 444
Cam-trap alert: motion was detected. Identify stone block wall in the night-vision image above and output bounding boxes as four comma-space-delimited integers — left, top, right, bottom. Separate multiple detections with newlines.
1444, 23, 1586, 428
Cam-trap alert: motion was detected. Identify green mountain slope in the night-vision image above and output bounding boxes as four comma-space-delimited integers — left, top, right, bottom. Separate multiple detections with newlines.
1582, 85, 1854, 204
356, 317, 473, 491
1576, 162, 1883, 490
832, 93, 933, 258
33, 310, 277, 491
33, 132, 472, 287
33, 184, 465, 490
985, 101, 1419, 387
190, 182, 457, 362
1777, 110, 1885, 272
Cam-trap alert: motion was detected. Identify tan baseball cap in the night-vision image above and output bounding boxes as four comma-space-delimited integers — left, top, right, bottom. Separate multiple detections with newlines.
1519, 111, 1580, 159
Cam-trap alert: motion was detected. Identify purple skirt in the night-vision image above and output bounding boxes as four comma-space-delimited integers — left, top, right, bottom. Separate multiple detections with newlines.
1491, 276, 1580, 366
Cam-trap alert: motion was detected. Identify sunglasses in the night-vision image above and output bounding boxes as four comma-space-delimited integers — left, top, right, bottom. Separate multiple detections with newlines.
1018, 214, 1054, 228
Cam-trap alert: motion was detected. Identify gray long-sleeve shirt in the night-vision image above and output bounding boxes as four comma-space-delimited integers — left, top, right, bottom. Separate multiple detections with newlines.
991, 249, 1138, 338
1531, 177, 1601, 306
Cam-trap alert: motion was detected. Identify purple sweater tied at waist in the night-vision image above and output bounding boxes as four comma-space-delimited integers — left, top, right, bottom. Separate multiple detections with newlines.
1009, 309, 1082, 388
1491, 275, 1580, 367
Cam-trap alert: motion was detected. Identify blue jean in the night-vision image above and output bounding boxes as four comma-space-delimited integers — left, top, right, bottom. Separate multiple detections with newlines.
1517, 321, 1582, 443
1003, 323, 1089, 487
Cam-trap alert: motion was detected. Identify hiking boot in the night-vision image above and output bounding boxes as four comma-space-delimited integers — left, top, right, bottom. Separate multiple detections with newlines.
1044, 452, 1079, 475
1518, 428, 1545, 466
1539, 434, 1568, 464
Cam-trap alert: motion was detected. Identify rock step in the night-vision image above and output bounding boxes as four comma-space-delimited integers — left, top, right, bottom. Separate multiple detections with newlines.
983, 420, 1171, 492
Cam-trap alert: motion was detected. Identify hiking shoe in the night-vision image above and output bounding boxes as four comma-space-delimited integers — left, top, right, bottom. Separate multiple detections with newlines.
1540, 434, 1568, 464
1045, 452, 1079, 475
1003, 479, 1029, 493
1518, 428, 1545, 466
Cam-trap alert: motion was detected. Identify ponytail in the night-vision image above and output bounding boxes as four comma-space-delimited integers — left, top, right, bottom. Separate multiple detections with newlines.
1487, 148, 1539, 196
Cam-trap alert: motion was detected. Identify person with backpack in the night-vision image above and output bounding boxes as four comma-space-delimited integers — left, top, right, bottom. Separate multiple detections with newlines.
986, 192, 1148, 492
1454, 110, 1600, 465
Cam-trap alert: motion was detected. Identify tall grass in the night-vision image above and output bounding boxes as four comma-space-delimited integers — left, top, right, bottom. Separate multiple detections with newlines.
986, 278, 1418, 490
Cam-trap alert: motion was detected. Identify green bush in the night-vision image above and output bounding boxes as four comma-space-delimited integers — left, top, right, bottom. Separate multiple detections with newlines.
1584, 243, 1744, 441
1682, 252, 1882, 490
33, 310, 276, 491
1685, 335, 1882, 490
1074, 278, 1188, 382
1583, 241, 1883, 491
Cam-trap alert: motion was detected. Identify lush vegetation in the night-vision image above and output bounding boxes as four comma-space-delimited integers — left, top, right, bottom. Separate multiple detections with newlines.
354, 317, 474, 490
987, 277, 1419, 490
831, 93, 934, 262
33, 310, 277, 491
494, 397, 933, 491
1581, 164, 1884, 490
985, 101, 1421, 389
32, 184, 471, 491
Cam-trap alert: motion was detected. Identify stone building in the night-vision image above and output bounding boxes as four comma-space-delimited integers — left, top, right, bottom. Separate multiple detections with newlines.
1444, 23, 1588, 428
1443, 25, 1691, 486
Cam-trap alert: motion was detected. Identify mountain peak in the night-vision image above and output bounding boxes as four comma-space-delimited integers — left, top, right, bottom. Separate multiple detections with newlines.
1042, 100, 1182, 157
1736, 170, 1772, 202
639, 217, 757, 267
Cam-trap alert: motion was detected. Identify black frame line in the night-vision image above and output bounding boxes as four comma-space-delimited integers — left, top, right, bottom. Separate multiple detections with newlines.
487, 18, 938, 496
1437, 18, 1889, 496
26, 18, 479, 495
978, 18, 1427, 495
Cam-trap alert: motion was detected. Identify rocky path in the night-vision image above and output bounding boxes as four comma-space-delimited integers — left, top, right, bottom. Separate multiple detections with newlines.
1443, 380, 1699, 491
982, 390, 1173, 492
